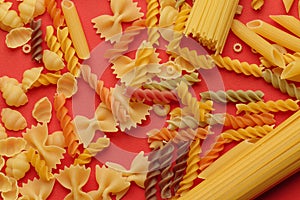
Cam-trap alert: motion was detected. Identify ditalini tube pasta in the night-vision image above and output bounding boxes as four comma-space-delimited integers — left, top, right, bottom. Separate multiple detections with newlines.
231, 19, 285, 68
178, 109, 300, 200
61, 0, 90, 59
270, 15, 300, 38
246, 19, 300, 52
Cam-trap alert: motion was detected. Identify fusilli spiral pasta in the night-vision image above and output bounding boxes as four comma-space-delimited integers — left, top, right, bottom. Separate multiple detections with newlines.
200, 90, 264, 103
158, 142, 175, 199
221, 125, 274, 141
74, 137, 110, 165
145, 0, 160, 45
44, 0, 65, 28
1, 108, 27, 131
212, 54, 264, 77
176, 138, 201, 196
236, 99, 299, 114
5, 151, 30, 180
262, 69, 300, 100
129, 87, 178, 103
167, 115, 206, 130
57, 27, 80, 77
31, 72, 62, 88
26, 147, 54, 181
45, 25, 63, 58
54, 93, 80, 157
30, 19, 43, 63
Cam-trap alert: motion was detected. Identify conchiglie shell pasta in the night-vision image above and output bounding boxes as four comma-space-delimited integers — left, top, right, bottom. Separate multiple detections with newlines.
1, 108, 27, 131
22, 67, 43, 92
5, 27, 33, 48
57, 72, 78, 98
1, 83, 28, 107
32, 97, 52, 124
42, 50, 65, 71
0, 137, 27, 157
5, 152, 30, 180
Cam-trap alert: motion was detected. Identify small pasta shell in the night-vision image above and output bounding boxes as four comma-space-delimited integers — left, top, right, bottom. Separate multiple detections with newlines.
32, 97, 52, 123
22, 67, 43, 92
0, 172, 11, 192
1, 108, 27, 131
42, 50, 65, 71
0, 123, 7, 140
2, 84, 28, 107
57, 72, 78, 98
0, 137, 27, 157
5, 27, 33, 48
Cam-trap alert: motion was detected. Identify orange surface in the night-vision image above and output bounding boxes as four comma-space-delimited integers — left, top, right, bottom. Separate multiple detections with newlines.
0, 0, 300, 199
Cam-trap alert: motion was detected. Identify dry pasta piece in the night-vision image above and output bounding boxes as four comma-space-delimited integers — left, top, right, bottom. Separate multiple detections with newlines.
0, 2, 23, 32
32, 97, 52, 124
55, 165, 92, 200
42, 50, 65, 71
236, 99, 300, 114
0, 81, 28, 107
153, 104, 170, 117
26, 147, 54, 181
1, 108, 27, 131
176, 138, 201, 197
157, 61, 182, 80
54, 93, 80, 156
5, 27, 33, 48
46, 131, 66, 148
251, 0, 264, 10
270, 15, 300, 38
19, 178, 55, 200
221, 125, 274, 141
57, 27, 80, 77
0, 156, 4, 170
88, 165, 131, 200
0, 123, 7, 140
61, 0, 90, 59
231, 19, 285, 68
145, 0, 160, 45
0, 172, 12, 192
0, 137, 26, 157
22, 67, 43, 92
44, 0, 65, 28
18, 0, 36, 24
74, 137, 110, 166
5, 151, 30, 180
1, 176, 19, 200
282, 0, 294, 12
91, 0, 143, 43
31, 71, 62, 89
45, 25, 63, 58
30, 19, 43, 63
247, 19, 300, 53
159, 6, 178, 28
22, 123, 66, 169
106, 151, 149, 188
33, 0, 46, 18
212, 55, 264, 77
57, 72, 78, 98
281, 60, 300, 81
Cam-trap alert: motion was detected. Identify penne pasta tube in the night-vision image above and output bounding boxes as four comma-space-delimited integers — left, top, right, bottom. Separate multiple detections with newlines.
179, 109, 300, 200
247, 19, 300, 52
270, 15, 300, 38
231, 19, 285, 68
61, 0, 90, 59
281, 59, 300, 80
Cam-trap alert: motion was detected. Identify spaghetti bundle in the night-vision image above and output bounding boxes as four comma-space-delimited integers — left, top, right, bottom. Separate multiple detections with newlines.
184, 0, 239, 54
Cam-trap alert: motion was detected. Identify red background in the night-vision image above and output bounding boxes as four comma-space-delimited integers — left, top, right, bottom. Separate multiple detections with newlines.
0, 0, 299, 199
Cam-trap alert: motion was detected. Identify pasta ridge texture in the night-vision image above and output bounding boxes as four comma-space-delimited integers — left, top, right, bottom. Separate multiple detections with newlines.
22, 67, 43, 92
0, 137, 26, 157
18, 0, 36, 24
1, 108, 27, 131
145, 0, 160, 45
54, 93, 80, 157
45, 25, 63, 58
0, 2, 23, 31
158, 142, 175, 199
262, 69, 300, 100
5, 152, 30, 180
176, 138, 201, 196
26, 147, 54, 181
45, 0, 65, 28
31, 72, 61, 88
19, 178, 55, 200
1, 82, 28, 107
221, 125, 274, 141
57, 27, 80, 77
200, 90, 264, 103
224, 113, 276, 129
145, 148, 161, 200
198, 136, 231, 171
283, 52, 300, 64
167, 115, 205, 130
30, 19, 43, 62
236, 99, 299, 114
171, 141, 190, 193
212, 55, 264, 77
74, 137, 110, 166
130, 88, 178, 103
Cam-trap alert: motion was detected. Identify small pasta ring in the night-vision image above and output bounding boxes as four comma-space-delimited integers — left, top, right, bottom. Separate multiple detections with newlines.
233, 43, 242, 53
22, 44, 31, 54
